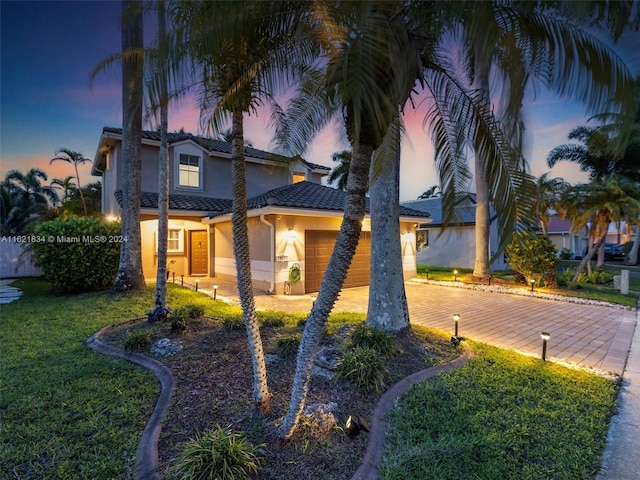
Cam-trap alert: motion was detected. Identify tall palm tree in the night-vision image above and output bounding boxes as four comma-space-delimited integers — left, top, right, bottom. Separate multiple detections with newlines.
534, 173, 569, 234
113, 0, 146, 293
50, 149, 91, 215
455, 1, 637, 279
418, 185, 442, 199
560, 177, 640, 280
166, 0, 319, 414
327, 150, 351, 190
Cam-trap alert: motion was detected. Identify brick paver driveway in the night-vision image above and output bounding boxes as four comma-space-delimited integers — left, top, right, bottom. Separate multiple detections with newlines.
197, 278, 637, 376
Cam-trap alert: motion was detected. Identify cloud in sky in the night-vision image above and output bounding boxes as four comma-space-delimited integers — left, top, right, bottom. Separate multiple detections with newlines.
1, 1, 637, 202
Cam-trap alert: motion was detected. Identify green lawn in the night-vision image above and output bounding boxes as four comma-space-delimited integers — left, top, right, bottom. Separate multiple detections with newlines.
1, 278, 622, 479
380, 343, 618, 480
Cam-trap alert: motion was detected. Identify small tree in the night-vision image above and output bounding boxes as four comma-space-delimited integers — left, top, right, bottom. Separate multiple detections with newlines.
505, 230, 559, 287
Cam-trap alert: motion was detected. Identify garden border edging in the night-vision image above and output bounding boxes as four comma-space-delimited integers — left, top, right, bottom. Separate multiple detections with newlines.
351, 344, 474, 480
87, 323, 175, 480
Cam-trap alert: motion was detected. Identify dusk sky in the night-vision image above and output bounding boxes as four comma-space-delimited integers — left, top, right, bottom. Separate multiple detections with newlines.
1, 1, 639, 202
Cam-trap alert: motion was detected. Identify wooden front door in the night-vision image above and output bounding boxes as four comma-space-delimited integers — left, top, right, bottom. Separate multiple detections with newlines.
189, 230, 208, 275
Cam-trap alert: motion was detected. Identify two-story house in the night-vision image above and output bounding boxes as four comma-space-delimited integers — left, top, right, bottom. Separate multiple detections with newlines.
92, 127, 430, 294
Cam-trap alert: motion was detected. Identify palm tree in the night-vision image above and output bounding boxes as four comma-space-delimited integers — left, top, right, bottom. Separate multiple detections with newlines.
50, 149, 91, 215
534, 173, 569, 234
217, 128, 253, 148
4, 168, 58, 210
455, 1, 637, 279
166, 0, 319, 414
51, 175, 77, 205
113, 0, 145, 292
327, 150, 351, 190
560, 177, 640, 280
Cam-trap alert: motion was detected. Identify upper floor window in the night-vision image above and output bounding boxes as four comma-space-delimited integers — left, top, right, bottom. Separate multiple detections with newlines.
178, 154, 201, 188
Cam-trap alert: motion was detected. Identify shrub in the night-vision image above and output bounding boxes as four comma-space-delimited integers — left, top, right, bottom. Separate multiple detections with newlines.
336, 346, 387, 392
258, 311, 285, 328
174, 304, 205, 320
347, 324, 397, 357
124, 330, 153, 352
275, 334, 301, 356
505, 231, 559, 287
172, 425, 263, 480
32, 216, 121, 294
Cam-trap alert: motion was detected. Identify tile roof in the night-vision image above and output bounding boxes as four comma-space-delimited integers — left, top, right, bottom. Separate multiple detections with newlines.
102, 127, 329, 172
115, 191, 232, 214
401, 194, 495, 226
115, 182, 430, 219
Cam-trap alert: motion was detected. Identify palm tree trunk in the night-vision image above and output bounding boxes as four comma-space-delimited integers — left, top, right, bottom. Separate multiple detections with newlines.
74, 163, 88, 216
573, 232, 607, 282
114, 0, 145, 293
231, 109, 270, 414
473, 63, 491, 279
152, 0, 169, 315
278, 141, 372, 440
625, 222, 639, 265
366, 123, 409, 332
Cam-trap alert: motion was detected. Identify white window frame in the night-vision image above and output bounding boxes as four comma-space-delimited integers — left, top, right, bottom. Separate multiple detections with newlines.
175, 152, 203, 190
159, 227, 184, 253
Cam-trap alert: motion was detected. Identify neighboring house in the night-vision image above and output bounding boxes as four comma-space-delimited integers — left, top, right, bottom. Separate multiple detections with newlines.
401, 195, 508, 271
92, 127, 430, 294
544, 217, 587, 258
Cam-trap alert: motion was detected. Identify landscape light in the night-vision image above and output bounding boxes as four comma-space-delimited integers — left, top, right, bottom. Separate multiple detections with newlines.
454, 270, 458, 282
195, 279, 199, 292
213, 284, 218, 300
453, 313, 460, 337
311, 295, 317, 307
530, 279, 535, 292
540, 332, 551, 361
181, 274, 184, 286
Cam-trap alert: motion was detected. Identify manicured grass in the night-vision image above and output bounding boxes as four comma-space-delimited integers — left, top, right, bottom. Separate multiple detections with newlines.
417, 264, 639, 307
1, 278, 160, 478
380, 342, 619, 480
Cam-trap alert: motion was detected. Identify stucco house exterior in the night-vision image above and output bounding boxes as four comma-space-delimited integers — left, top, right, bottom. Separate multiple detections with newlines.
92, 127, 430, 294
401, 195, 508, 271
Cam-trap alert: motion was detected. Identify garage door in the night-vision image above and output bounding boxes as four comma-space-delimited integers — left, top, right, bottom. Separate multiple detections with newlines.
304, 230, 371, 293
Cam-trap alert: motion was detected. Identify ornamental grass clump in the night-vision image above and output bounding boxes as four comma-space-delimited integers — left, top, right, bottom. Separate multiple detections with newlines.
123, 330, 153, 352
172, 425, 263, 480
347, 323, 397, 357
275, 333, 301, 356
336, 346, 387, 392
171, 304, 205, 333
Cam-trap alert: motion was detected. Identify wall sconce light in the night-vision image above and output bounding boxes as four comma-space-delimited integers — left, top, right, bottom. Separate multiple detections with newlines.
453, 313, 460, 337
195, 279, 199, 292
213, 284, 218, 300
530, 278, 535, 292
541, 332, 551, 361
454, 269, 458, 282
288, 228, 298, 241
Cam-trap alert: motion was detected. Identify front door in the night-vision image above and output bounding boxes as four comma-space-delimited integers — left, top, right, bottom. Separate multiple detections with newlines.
189, 230, 208, 275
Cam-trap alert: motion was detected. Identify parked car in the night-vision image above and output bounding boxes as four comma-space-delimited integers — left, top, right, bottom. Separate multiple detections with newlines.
603, 243, 625, 261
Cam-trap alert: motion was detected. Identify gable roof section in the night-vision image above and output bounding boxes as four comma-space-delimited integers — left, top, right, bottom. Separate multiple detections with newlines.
546, 216, 572, 234
94, 127, 330, 175
401, 194, 496, 227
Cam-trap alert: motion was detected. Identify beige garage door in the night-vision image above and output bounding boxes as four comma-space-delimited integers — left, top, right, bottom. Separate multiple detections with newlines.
304, 230, 371, 293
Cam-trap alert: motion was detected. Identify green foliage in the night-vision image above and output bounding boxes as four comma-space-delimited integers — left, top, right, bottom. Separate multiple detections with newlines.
172, 425, 263, 480
505, 231, 559, 286
223, 315, 244, 331
275, 334, 301, 356
258, 310, 286, 328
558, 248, 572, 260
336, 346, 387, 392
124, 330, 153, 352
380, 343, 618, 480
31, 216, 121, 294
558, 268, 614, 287
174, 304, 205, 320
347, 323, 397, 357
